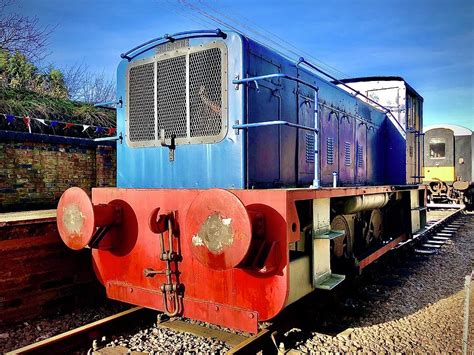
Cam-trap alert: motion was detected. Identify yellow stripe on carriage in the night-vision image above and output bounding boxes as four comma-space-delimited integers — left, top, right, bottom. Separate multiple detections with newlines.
423, 166, 455, 182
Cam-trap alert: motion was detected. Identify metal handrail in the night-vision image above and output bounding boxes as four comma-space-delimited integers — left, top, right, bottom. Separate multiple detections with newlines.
94, 97, 123, 108
232, 120, 318, 133
94, 132, 123, 143
233, 73, 319, 93
120, 29, 226, 61
297, 57, 406, 133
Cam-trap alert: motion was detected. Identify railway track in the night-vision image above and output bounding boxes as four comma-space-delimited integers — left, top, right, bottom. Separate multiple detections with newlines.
5, 307, 153, 354
7, 207, 468, 354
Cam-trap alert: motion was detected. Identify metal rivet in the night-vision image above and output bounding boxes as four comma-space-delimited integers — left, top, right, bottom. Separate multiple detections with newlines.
215, 305, 219, 311
249, 313, 254, 319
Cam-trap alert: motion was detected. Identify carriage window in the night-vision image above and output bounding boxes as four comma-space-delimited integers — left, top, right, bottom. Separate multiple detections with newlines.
429, 139, 445, 159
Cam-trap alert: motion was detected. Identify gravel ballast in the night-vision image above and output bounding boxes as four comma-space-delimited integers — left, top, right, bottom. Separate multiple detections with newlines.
293, 211, 474, 353
100, 325, 231, 354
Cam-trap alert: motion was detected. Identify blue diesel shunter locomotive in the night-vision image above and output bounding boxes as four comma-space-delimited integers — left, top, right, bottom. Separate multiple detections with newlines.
57, 29, 426, 332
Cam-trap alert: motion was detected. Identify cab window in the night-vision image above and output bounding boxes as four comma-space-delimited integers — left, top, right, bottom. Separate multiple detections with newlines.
429, 138, 445, 159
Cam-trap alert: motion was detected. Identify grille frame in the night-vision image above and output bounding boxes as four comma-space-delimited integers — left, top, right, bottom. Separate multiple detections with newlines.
125, 41, 228, 147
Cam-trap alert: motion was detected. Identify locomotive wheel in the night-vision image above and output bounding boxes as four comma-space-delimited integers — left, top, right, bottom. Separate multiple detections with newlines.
430, 178, 448, 196
330, 214, 354, 259
365, 209, 383, 245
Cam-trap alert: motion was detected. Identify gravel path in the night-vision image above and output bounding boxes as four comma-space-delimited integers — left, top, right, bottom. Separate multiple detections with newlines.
292, 211, 474, 353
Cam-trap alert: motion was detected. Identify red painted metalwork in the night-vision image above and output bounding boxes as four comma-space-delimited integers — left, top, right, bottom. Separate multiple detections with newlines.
185, 189, 252, 270
57, 187, 96, 250
57, 187, 120, 250
85, 188, 291, 333
56, 185, 416, 332
357, 234, 406, 270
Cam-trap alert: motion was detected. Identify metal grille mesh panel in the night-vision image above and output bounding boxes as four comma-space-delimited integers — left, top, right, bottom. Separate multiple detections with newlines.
156, 55, 187, 139
189, 48, 222, 137
128, 63, 155, 142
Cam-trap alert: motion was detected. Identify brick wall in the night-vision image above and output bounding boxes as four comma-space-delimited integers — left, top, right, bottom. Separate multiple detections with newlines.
0, 219, 102, 325
0, 131, 116, 212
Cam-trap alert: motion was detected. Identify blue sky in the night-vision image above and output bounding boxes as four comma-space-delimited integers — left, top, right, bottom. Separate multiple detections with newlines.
8, 0, 474, 129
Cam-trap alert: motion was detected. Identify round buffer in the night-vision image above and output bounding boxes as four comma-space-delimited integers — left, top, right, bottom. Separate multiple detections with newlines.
57, 187, 96, 250
186, 189, 252, 270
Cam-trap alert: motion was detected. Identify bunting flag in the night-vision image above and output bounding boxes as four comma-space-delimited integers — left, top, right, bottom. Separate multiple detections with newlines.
1, 113, 116, 138
23, 116, 31, 133
6, 114, 15, 124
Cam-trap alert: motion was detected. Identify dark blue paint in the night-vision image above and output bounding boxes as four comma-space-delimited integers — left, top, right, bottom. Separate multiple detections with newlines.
116, 30, 409, 190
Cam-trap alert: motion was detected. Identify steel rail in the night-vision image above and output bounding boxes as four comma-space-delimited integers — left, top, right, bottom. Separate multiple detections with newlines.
412, 206, 465, 241
394, 205, 465, 250
7, 307, 150, 354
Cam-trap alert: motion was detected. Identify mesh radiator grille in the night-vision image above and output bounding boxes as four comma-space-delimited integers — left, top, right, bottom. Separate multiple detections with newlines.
127, 43, 226, 146
128, 63, 155, 142
157, 55, 187, 139
189, 48, 222, 137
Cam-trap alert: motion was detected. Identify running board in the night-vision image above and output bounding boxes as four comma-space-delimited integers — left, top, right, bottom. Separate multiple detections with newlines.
312, 198, 346, 291
314, 273, 345, 290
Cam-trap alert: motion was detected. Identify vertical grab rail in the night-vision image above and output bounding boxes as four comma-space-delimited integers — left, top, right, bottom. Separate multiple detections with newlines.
313, 90, 320, 188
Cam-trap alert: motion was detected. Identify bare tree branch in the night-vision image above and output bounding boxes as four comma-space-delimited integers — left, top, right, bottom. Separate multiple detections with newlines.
0, 0, 54, 61
63, 63, 116, 104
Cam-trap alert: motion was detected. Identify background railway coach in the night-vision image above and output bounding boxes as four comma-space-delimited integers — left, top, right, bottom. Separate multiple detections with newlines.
55, 29, 427, 333
423, 124, 474, 209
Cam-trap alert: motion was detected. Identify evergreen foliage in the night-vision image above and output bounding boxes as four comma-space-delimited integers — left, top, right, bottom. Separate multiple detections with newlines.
0, 50, 115, 127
